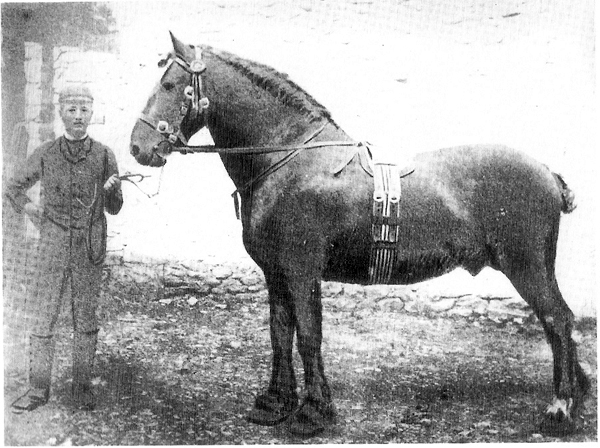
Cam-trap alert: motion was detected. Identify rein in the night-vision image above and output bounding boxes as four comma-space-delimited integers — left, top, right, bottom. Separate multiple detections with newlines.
159, 139, 362, 156
223, 123, 362, 219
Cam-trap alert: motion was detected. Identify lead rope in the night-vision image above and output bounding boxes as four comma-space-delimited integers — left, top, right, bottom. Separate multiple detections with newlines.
86, 149, 108, 265
84, 185, 107, 266
154, 164, 165, 198
85, 164, 165, 265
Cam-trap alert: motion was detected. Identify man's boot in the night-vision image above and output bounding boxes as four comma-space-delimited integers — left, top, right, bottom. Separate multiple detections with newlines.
11, 334, 54, 413
72, 330, 98, 411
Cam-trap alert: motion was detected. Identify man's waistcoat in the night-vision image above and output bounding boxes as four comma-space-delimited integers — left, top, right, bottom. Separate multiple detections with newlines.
43, 138, 108, 229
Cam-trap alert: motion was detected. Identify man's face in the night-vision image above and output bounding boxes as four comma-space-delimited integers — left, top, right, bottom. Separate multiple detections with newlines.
59, 97, 93, 139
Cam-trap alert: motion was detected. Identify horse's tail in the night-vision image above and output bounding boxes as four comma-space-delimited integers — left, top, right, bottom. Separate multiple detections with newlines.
552, 172, 577, 214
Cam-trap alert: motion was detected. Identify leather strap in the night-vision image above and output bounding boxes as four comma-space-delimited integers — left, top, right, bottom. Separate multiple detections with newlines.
369, 163, 402, 284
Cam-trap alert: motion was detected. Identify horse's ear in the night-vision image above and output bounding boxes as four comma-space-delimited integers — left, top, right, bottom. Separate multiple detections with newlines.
158, 51, 173, 67
169, 31, 194, 60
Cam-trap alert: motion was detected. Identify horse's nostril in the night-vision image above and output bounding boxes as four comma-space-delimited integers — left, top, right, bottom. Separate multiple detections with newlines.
131, 145, 140, 156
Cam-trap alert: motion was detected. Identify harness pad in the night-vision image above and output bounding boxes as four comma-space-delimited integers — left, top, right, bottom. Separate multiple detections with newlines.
369, 163, 402, 284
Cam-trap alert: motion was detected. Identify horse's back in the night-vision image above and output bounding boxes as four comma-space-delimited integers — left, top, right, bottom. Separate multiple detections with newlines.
409, 144, 563, 222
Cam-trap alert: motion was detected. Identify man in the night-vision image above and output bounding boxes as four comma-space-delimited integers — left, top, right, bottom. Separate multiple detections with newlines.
5, 85, 123, 412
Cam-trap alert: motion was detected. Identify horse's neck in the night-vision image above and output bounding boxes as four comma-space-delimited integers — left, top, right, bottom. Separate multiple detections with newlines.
204, 54, 352, 189
214, 118, 350, 191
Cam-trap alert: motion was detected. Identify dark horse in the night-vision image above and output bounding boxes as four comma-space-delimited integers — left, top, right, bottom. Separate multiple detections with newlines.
130, 33, 589, 436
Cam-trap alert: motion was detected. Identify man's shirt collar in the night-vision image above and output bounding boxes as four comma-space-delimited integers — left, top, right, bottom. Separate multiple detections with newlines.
64, 132, 89, 141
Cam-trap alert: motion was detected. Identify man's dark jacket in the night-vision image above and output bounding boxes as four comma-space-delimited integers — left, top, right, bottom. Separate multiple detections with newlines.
5, 136, 123, 229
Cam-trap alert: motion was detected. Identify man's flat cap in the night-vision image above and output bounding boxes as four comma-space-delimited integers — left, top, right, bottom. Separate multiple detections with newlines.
58, 85, 94, 103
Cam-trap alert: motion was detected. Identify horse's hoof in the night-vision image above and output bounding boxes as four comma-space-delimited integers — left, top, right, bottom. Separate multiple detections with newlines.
540, 414, 577, 436
246, 393, 297, 426
289, 399, 336, 437
539, 398, 578, 436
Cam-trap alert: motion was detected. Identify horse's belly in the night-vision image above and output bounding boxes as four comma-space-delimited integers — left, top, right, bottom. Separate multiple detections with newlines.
322, 197, 487, 285
323, 246, 485, 285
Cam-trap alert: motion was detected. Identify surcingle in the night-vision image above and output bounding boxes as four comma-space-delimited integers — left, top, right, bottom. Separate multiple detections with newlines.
369, 163, 403, 284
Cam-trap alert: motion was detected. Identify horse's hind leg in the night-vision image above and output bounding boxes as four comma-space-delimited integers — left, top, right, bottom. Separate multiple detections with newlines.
247, 269, 299, 426
501, 244, 589, 434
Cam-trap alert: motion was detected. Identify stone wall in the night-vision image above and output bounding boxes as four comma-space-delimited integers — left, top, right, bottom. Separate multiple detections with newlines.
110, 256, 536, 326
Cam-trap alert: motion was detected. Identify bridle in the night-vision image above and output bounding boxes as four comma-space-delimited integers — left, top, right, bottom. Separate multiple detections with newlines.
136, 46, 365, 158
135, 45, 371, 219
137, 46, 209, 155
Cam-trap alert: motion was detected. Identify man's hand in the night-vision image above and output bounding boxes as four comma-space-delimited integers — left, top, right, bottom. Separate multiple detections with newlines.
104, 174, 121, 193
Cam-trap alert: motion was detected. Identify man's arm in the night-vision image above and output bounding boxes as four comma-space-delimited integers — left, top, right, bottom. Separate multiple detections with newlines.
4, 147, 44, 216
103, 148, 123, 215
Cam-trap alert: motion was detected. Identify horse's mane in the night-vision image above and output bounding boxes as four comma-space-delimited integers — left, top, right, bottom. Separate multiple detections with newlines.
205, 46, 334, 123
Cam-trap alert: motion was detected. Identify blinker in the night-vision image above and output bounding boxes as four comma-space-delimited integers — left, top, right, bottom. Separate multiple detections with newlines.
157, 121, 169, 133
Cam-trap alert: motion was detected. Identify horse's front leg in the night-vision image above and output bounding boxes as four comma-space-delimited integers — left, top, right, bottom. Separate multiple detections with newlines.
287, 276, 336, 436
247, 269, 299, 426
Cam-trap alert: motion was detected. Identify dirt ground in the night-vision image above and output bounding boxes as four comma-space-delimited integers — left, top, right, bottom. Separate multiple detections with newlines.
4, 263, 597, 445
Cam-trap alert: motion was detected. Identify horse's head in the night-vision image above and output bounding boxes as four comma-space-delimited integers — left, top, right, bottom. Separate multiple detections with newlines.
130, 32, 209, 167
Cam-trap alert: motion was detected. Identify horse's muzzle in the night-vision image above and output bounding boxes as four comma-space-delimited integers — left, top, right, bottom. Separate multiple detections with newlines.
153, 141, 173, 158
130, 144, 167, 167
148, 151, 167, 167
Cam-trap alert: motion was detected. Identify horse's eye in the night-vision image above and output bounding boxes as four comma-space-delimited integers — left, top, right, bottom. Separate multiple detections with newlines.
162, 82, 175, 91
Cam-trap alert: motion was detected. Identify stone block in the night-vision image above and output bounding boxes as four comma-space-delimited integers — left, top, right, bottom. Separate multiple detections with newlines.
342, 284, 365, 300
454, 295, 489, 315
404, 300, 425, 314
502, 297, 530, 310
322, 282, 344, 297
377, 297, 405, 312
247, 284, 266, 293
364, 285, 390, 301
240, 274, 263, 287
202, 276, 221, 287
333, 297, 357, 311
220, 278, 246, 294
212, 266, 233, 279
426, 298, 456, 312
487, 300, 531, 318
447, 307, 473, 317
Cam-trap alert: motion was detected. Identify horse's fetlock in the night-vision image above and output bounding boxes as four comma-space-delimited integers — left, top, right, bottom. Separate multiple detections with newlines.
545, 397, 573, 420
543, 312, 574, 335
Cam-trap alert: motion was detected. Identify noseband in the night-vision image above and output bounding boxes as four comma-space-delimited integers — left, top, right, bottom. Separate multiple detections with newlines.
138, 46, 209, 156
